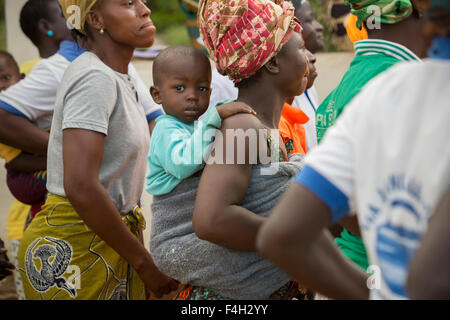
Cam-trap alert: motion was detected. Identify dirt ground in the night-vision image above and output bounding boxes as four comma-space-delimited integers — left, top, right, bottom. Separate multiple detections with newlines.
0, 51, 354, 298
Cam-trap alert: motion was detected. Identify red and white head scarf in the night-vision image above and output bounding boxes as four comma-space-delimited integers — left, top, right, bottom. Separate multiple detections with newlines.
198, 0, 302, 83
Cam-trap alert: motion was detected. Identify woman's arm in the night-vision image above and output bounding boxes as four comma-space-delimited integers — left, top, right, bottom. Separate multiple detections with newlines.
0, 109, 49, 156
257, 183, 369, 300
407, 187, 450, 299
7, 153, 47, 173
63, 128, 178, 298
192, 113, 266, 251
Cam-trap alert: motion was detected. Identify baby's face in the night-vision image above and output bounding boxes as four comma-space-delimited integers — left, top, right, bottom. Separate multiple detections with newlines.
0, 57, 22, 92
156, 57, 212, 123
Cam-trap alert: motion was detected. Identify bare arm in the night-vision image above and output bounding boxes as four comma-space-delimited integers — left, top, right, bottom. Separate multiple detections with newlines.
0, 109, 49, 156
407, 188, 450, 299
7, 153, 47, 173
192, 114, 266, 251
257, 183, 369, 299
63, 128, 178, 298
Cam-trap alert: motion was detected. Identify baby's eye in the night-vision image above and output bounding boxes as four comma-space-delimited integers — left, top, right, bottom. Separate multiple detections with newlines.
1, 75, 11, 82
175, 85, 185, 92
199, 87, 209, 92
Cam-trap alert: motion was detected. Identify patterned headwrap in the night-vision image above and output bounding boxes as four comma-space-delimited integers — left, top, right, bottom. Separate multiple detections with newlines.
345, 0, 413, 29
198, 0, 302, 83
58, 0, 98, 35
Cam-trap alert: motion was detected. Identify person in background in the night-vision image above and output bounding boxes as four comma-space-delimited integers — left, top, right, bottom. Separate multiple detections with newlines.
0, 50, 48, 216
19, 0, 74, 74
1, 0, 74, 300
257, 0, 449, 300
314, 0, 427, 273
290, 0, 324, 151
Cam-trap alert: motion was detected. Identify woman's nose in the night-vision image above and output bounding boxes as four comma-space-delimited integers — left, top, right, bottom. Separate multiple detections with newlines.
138, 1, 151, 17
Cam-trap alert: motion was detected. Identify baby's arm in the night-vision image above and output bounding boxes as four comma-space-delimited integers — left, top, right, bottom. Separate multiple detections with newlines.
7, 152, 47, 173
155, 112, 221, 180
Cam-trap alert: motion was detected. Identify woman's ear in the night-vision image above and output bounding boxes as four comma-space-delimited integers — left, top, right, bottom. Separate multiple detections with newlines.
85, 10, 105, 34
37, 18, 51, 37
150, 86, 163, 105
263, 56, 280, 75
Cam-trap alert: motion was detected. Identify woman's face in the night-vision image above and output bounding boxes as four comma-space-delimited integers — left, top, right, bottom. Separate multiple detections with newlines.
305, 49, 317, 90
277, 32, 309, 99
96, 0, 156, 48
295, 1, 325, 53
47, 0, 73, 42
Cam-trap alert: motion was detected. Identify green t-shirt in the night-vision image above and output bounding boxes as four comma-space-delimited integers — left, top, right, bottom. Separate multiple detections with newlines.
315, 39, 421, 269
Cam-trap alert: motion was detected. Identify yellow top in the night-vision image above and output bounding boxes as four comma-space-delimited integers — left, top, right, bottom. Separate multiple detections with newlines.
19, 57, 42, 75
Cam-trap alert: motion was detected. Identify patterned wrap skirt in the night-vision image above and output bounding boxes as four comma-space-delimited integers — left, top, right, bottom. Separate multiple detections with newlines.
17, 194, 146, 300
175, 281, 314, 300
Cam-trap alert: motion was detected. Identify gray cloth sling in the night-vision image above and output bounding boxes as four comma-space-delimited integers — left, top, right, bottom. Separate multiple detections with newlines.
150, 154, 304, 300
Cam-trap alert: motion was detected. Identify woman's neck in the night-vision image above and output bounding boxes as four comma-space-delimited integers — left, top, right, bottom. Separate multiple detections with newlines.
237, 83, 285, 129
87, 38, 134, 74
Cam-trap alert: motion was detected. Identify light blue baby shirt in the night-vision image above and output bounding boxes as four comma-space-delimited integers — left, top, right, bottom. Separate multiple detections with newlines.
145, 107, 221, 195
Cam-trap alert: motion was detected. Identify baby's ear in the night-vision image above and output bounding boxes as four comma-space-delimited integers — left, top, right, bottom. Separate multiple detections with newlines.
150, 86, 163, 105
20, 73, 25, 80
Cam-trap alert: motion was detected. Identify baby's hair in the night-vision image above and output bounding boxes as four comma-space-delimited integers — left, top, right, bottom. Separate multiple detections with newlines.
152, 45, 211, 87
0, 51, 20, 72
20, 0, 57, 46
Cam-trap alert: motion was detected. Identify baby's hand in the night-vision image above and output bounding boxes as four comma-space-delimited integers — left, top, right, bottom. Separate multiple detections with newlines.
217, 102, 257, 119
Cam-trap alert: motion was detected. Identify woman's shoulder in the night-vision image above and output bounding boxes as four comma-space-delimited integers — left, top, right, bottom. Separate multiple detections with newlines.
63, 52, 117, 83
220, 110, 263, 132
59, 54, 119, 96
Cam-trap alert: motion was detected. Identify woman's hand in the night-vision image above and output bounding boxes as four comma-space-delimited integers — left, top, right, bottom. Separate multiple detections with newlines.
135, 259, 179, 299
216, 102, 257, 120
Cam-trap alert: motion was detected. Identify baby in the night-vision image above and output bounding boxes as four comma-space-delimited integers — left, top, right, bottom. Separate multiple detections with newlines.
146, 46, 255, 195
0, 51, 47, 215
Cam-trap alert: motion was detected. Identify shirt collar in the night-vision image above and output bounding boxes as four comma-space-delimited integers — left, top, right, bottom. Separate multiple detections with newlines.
57, 40, 86, 62
281, 103, 309, 125
354, 39, 421, 62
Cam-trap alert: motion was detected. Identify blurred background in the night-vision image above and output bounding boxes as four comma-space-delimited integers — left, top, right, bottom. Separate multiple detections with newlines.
0, 0, 346, 52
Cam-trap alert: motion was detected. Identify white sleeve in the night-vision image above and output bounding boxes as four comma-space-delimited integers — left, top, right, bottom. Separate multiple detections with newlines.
0, 58, 59, 126
128, 63, 163, 122
209, 68, 238, 109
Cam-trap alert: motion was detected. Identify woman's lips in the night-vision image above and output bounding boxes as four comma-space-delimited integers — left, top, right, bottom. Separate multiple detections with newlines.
140, 22, 155, 31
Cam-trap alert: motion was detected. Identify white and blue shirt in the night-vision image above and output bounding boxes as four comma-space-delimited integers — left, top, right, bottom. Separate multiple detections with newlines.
295, 58, 450, 299
0, 41, 162, 129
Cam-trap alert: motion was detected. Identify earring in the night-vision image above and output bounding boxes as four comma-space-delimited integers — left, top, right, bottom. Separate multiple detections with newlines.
99, 29, 105, 35
47, 30, 54, 37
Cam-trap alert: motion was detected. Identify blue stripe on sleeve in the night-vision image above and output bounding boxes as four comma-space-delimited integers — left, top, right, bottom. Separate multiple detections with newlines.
146, 109, 164, 122
295, 165, 350, 223
0, 100, 29, 119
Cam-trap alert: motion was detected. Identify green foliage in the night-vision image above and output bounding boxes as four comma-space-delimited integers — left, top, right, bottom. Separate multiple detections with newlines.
148, 0, 190, 45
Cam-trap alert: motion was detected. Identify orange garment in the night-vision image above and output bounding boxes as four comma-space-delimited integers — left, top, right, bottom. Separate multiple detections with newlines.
279, 103, 309, 155
346, 14, 368, 44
